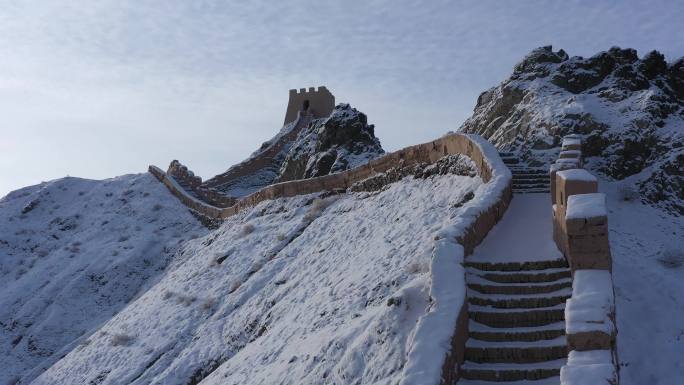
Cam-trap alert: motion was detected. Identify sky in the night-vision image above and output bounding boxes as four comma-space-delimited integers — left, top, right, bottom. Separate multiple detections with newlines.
1, 0, 682, 196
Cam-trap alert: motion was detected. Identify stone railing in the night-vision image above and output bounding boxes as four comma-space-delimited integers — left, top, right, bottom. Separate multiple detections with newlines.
150, 133, 513, 385
150, 133, 509, 220
549, 134, 619, 385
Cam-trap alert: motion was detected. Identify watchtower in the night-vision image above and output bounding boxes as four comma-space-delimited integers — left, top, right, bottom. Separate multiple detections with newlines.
283, 86, 335, 125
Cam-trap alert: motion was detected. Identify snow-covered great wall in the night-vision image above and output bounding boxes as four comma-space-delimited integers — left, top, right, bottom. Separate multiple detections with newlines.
146, 132, 513, 385
3, 45, 683, 384
0, 136, 512, 385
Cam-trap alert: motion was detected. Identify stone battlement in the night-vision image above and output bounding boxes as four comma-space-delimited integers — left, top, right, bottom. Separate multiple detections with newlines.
284, 85, 334, 125
288, 86, 331, 95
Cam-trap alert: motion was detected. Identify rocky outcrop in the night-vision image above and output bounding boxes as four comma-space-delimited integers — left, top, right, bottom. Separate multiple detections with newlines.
277, 104, 385, 182
349, 154, 476, 193
461, 46, 684, 215
199, 104, 384, 200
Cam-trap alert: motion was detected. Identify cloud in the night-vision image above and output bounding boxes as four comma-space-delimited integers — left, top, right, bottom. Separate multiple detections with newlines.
0, 0, 682, 195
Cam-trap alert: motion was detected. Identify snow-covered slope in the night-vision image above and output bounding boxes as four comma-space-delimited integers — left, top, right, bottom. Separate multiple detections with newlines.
0, 174, 207, 384
461, 46, 683, 215
30, 171, 482, 385
600, 180, 684, 385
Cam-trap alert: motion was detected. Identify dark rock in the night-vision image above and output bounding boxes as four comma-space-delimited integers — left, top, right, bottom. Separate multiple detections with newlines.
278, 104, 384, 182
639, 50, 668, 79
461, 46, 684, 215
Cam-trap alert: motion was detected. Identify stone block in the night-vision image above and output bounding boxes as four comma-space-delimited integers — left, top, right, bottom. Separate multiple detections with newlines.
549, 161, 580, 204
555, 169, 598, 211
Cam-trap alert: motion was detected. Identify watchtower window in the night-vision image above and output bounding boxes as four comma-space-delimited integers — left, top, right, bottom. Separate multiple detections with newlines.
302, 100, 310, 111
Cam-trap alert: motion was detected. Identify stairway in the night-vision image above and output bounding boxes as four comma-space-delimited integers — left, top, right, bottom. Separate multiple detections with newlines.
458, 259, 571, 384
499, 152, 550, 194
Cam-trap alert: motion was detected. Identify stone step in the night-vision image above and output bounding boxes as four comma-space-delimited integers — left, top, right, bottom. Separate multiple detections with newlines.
467, 276, 572, 295
513, 185, 549, 191
469, 306, 565, 328
466, 267, 571, 284
465, 337, 567, 363
513, 189, 550, 194
466, 335, 566, 348
468, 320, 566, 342
464, 259, 568, 272
460, 359, 565, 381
512, 178, 549, 184
467, 292, 570, 309
458, 378, 560, 385
509, 166, 549, 176
512, 173, 549, 177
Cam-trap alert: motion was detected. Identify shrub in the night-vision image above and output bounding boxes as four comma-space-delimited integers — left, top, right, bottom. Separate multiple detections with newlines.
658, 248, 684, 269
618, 185, 639, 202
110, 333, 135, 346
304, 197, 336, 221
176, 294, 196, 306
237, 224, 255, 238
201, 297, 216, 311
405, 261, 429, 274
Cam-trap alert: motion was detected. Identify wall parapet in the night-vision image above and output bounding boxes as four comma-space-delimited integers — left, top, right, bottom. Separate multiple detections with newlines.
150, 133, 510, 221
549, 135, 619, 385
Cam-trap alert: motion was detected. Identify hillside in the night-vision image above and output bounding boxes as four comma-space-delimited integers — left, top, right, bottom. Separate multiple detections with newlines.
28, 165, 482, 385
461, 46, 683, 215
0, 174, 206, 384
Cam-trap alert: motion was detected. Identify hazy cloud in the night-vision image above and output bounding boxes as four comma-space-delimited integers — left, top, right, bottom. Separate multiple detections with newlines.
1, 0, 682, 194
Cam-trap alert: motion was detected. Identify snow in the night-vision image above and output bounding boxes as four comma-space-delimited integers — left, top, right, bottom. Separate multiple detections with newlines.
599, 180, 684, 385
555, 158, 579, 165
556, 169, 597, 183
400, 240, 464, 385
559, 150, 581, 157
561, 138, 581, 148
565, 270, 614, 335
565, 193, 607, 220
0, 174, 206, 384
560, 349, 616, 385
29, 172, 483, 385
469, 194, 563, 263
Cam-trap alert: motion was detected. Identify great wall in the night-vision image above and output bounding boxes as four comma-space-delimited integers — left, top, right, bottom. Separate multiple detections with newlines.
149, 87, 619, 385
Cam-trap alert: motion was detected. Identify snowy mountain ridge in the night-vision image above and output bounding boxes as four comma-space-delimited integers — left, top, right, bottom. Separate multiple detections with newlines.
461, 46, 683, 215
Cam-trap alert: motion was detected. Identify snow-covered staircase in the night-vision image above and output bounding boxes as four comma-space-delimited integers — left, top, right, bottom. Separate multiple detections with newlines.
499, 152, 550, 194
458, 259, 571, 384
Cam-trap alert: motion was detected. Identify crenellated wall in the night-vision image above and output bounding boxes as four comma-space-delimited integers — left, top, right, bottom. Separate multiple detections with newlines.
283, 86, 335, 125
151, 133, 509, 220
549, 135, 619, 385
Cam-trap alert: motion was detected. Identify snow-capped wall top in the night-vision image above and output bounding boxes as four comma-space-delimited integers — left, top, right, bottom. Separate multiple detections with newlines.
461, 45, 683, 215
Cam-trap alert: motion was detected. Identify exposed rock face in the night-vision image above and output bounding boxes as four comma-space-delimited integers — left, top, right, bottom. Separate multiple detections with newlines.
461, 46, 684, 215
349, 154, 476, 193
199, 104, 385, 198
277, 104, 385, 182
